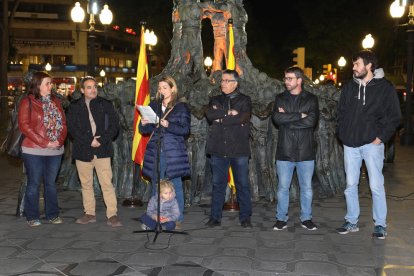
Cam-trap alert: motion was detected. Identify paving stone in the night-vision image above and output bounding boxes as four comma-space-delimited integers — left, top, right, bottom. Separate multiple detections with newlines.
176, 244, 218, 257
44, 248, 96, 262
207, 256, 253, 271
294, 261, 340, 276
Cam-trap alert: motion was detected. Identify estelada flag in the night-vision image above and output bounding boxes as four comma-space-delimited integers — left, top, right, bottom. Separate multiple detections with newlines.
131, 25, 150, 164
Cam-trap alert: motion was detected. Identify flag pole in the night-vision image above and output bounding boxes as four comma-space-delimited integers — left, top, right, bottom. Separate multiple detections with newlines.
123, 21, 151, 207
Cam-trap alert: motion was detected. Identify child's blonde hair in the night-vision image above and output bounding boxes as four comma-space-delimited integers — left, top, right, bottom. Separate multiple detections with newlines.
160, 179, 175, 193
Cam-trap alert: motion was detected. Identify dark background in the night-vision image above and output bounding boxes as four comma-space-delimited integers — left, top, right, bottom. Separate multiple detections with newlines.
106, 0, 406, 80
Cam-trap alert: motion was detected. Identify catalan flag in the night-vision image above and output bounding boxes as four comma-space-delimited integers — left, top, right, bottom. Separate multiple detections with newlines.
227, 19, 235, 70
227, 19, 237, 191
131, 25, 150, 164
228, 166, 236, 193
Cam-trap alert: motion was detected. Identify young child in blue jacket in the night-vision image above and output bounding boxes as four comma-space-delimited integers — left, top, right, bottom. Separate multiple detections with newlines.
140, 180, 180, 230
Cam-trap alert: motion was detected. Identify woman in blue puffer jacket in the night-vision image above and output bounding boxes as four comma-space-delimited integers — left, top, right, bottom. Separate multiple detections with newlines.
139, 75, 190, 224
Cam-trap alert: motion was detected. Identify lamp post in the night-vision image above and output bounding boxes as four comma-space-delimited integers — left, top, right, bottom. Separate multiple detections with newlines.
71, 1, 113, 76
45, 62, 52, 72
362, 34, 375, 49
337, 56, 346, 85
99, 69, 106, 86
143, 28, 157, 77
390, 0, 414, 145
204, 56, 213, 75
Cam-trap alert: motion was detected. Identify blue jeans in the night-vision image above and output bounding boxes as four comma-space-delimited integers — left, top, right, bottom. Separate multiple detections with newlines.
343, 143, 386, 227
209, 156, 252, 222
22, 153, 62, 221
151, 152, 184, 222
276, 160, 315, 222
140, 213, 176, 231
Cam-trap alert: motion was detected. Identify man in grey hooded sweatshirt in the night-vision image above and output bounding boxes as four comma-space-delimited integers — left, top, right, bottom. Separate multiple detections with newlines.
336, 50, 401, 239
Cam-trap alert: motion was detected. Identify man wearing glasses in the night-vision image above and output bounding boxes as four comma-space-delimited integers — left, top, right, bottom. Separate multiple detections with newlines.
67, 76, 122, 227
205, 69, 253, 228
272, 66, 319, 231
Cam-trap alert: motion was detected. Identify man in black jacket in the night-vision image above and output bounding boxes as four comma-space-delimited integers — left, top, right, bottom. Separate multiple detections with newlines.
205, 69, 252, 228
67, 76, 121, 227
272, 66, 319, 231
336, 50, 401, 239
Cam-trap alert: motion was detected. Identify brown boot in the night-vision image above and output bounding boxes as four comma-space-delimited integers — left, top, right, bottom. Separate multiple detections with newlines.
76, 214, 96, 224
107, 215, 122, 227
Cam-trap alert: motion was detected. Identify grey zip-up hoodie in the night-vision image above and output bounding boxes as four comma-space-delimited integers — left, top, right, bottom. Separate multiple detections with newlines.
337, 68, 401, 147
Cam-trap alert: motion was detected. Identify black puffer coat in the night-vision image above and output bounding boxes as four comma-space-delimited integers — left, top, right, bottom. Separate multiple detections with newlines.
272, 90, 319, 161
139, 101, 191, 180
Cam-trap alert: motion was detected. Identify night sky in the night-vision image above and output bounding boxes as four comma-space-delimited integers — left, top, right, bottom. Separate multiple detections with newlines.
106, 0, 403, 78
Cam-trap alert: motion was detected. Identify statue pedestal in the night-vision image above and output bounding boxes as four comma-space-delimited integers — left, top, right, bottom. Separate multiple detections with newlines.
122, 197, 143, 208
223, 192, 239, 212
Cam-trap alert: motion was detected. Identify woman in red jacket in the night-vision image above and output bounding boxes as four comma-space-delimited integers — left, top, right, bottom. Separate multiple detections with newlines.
18, 71, 67, 227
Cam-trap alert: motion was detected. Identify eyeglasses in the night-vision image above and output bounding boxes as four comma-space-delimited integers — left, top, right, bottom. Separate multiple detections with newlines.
283, 77, 297, 82
221, 79, 236, 83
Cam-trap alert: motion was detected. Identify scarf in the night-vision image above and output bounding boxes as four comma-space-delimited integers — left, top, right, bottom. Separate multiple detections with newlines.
41, 95, 63, 142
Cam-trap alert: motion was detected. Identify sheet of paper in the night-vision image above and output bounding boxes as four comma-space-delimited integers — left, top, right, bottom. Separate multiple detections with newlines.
137, 105, 159, 124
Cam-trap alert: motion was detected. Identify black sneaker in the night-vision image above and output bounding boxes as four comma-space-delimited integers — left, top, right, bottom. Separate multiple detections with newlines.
205, 218, 221, 227
273, 220, 287, 230
241, 218, 252, 228
337, 221, 359, 234
301, 220, 317, 230
372, 225, 387, 240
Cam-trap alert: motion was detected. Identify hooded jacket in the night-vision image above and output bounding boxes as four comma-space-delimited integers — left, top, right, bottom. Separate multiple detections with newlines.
146, 193, 180, 222
337, 68, 401, 147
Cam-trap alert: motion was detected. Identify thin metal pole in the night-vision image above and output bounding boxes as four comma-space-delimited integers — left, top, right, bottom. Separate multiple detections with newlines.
401, 11, 414, 145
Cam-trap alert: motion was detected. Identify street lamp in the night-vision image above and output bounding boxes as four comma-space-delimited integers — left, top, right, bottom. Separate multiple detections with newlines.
45, 62, 52, 72
71, 1, 113, 76
319, 74, 325, 81
204, 56, 213, 75
390, 0, 414, 145
362, 34, 375, 49
99, 69, 106, 86
337, 56, 346, 84
144, 28, 157, 77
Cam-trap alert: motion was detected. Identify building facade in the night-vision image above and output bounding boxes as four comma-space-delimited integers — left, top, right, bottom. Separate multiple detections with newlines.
8, 0, 140, 95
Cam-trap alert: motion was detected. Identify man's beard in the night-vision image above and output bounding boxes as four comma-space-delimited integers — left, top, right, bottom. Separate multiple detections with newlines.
353, 69, 368, 80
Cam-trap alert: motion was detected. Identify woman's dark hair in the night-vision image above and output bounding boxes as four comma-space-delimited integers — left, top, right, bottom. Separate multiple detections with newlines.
28, 71, 52, 99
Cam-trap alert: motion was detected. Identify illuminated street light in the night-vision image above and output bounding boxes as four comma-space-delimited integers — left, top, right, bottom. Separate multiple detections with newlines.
204, 56, 213, 75
319, 75, 325, 81
390, 0, 414, 145
144, 29, 157, 50
337, 56, 346, 68
143, 28, 157, 77
71, 1, 113, 76
337, 56, 347, 84
100, 69, 106, 86
362, 34, 375, 49
45, 62, 52, 72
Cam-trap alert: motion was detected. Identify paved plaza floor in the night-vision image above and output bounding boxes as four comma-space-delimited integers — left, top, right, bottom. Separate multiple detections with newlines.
0, 142, 413, 275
